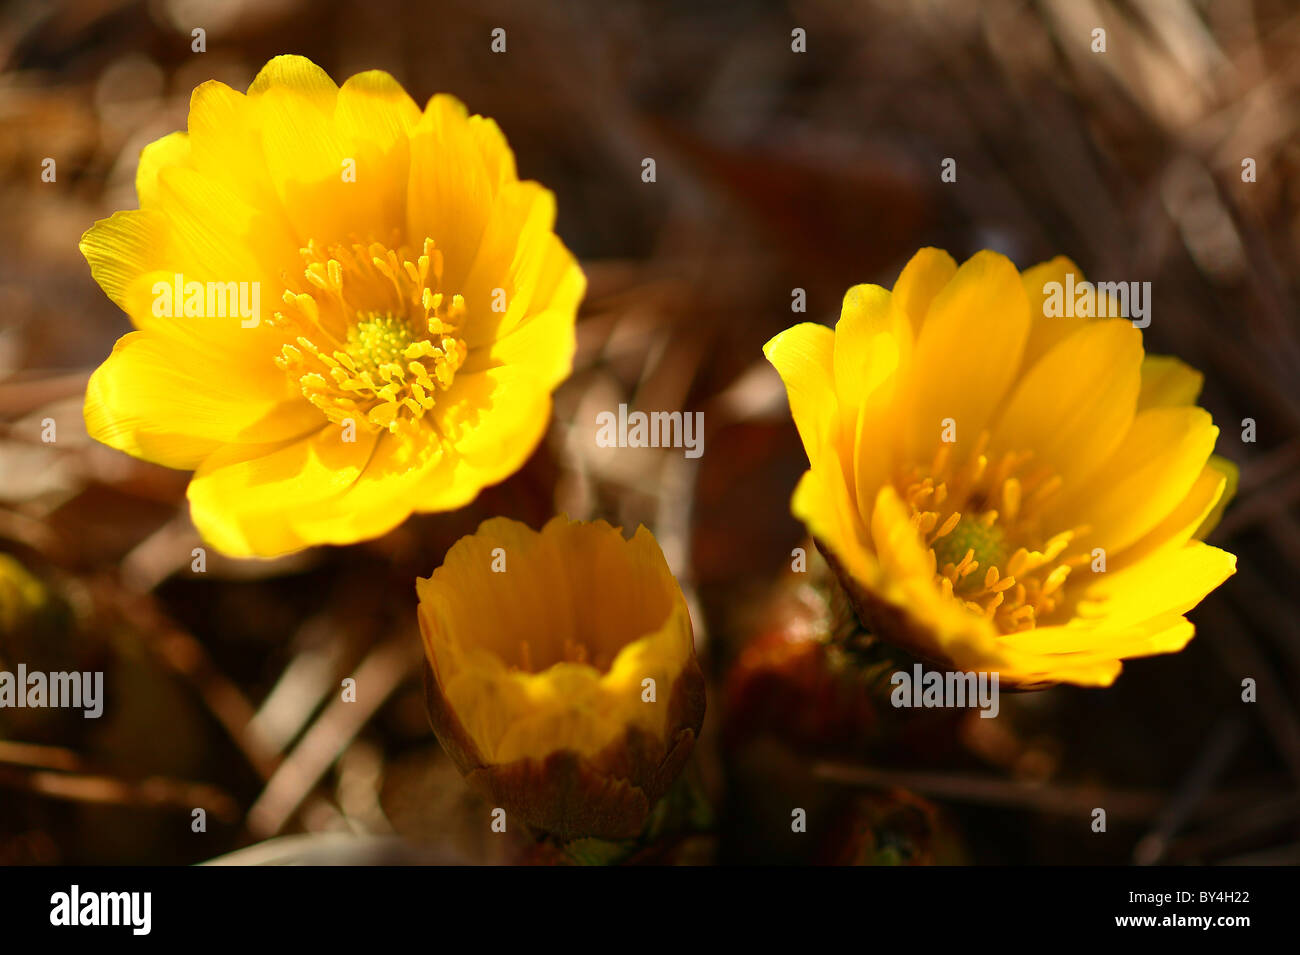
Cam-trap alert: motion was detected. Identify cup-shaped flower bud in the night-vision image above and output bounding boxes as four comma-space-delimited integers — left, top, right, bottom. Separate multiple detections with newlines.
416, 516, 706, 840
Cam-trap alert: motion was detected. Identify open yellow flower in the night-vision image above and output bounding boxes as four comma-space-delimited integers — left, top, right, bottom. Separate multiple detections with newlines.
416, 516, 705, 839
765, 248, 1237, 688
81, 55, 585, 557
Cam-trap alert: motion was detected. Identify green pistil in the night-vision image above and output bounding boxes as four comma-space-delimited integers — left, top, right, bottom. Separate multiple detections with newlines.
346, 313, 415, 372
933, 516, 1007, 578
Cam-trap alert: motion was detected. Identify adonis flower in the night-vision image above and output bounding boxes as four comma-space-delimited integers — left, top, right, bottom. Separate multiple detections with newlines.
765, 248, 1237, 687
416, 517, 705, 840
81, 56, 585, 557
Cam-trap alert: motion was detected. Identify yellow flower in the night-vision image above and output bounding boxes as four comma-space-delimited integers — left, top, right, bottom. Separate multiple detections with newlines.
81, 55, 585, 558
416, 516, 706, 839
765, 248, 1237, 688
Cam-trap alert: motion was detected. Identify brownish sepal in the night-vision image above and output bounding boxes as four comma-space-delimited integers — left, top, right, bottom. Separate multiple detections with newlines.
820, 546, 949, 668
423, 657, 706, 841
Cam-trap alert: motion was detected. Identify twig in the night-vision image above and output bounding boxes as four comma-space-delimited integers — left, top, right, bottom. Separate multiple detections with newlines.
104, 582, 280, 780
0, 764, 238, 821
244, 636, 422, 838
812, 760, 1262, 822
1132, 714, 1247, 864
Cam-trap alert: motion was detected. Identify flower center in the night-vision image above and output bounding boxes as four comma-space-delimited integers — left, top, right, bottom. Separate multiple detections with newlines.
900, 432, 1088, 633
932, 516, 1007, 580
272, 237, 467, 436
511, 635, 616, 675
348, 313, 415, 369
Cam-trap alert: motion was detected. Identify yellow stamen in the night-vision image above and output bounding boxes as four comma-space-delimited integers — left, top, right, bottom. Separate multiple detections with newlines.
272, 236, 468, 437
898, 430, 1087, 634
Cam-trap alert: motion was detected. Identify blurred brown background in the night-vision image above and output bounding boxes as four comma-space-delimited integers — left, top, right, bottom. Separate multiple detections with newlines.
0, 0, 1298, 864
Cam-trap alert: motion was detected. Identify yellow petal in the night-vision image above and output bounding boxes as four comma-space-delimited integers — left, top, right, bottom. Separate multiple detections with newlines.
465, 114, 518, 189
150, 161, 300, 302
251, 71, 354, 242
1071, 542, 1236, 634
79, 210, 165, 317
1101, 616, 1197, 659
1024, 659, 1123, 688
1112, 461, 1227, 569
1018, 255, 1088, 371
869, 485, 934, 588
187, 427, 378, 558
192, 427, 451, 559
904, 250, 1031, 462
1137, 355, 1204, 410
1064, 406, 1218, 554
406, 94, 506, 290
460, 182, 571, 349
330, 70, 423, 237
334, 69, 421, 151
1196, 454, 1238, 540
248, 58, 411, 243
992, 318, 1142, 489
286, 433, 448, 548
431, 364, 552, 479
833, 284, 910, 504
247, 53, 339, 103
1012, 613, 1194, 657
135, 131, 190, 208
463, 270, 583, 390
998, 614, 1194, 686
413, 369, 563, 516
84, 136, 298, 361
834, 283, 909, 413
84, 331, 319, 470
423, 516, 583, 664
763, 322, 837, 471
792, 465, 873, 582
891, 247, 956, 334
185, 80, 285, 214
